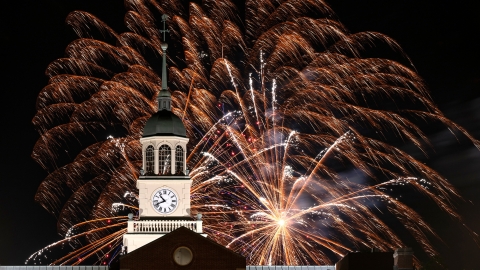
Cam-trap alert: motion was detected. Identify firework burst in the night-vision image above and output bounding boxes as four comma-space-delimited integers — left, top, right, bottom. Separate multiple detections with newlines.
31, 0, 478, 265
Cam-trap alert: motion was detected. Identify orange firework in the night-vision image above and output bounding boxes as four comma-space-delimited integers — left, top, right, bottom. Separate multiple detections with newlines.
30, 0, 478, 265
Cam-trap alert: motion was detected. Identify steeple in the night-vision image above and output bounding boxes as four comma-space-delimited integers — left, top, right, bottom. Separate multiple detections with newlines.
123, 15, 207, 255
122, 14, 199, 255
158, 14, 171, 111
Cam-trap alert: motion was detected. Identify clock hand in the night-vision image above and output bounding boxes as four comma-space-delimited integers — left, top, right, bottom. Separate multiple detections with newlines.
159, 195, 167, 204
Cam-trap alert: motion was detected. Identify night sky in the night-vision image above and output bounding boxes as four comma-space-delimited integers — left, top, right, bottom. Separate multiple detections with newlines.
1, 0, 479, 268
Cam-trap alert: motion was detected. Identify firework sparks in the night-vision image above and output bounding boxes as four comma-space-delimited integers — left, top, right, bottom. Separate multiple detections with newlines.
30, 0, 479, 266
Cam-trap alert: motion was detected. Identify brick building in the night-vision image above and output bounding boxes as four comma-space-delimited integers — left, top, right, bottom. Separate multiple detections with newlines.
119, 227, 245, 270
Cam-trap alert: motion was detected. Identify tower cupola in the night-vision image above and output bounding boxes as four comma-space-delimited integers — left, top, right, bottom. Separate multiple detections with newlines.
123, 15, 201, 255
140, 14, 188, 176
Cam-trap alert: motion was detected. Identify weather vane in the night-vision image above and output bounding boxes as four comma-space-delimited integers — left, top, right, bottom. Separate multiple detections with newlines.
160, 14, 169, 42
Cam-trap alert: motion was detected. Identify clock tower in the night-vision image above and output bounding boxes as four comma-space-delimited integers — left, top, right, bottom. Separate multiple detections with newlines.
122, 15, 205, 254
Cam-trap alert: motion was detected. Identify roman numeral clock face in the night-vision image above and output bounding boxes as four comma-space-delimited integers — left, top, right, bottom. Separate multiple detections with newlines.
152, 188, 179, 214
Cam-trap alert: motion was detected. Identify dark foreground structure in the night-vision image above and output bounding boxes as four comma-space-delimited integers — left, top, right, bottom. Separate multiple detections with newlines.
119, 227, 245, 270
0, 247, 412, 270
335, 247, 413, 270
1, 248, 413, 270
335, 251, 393, 270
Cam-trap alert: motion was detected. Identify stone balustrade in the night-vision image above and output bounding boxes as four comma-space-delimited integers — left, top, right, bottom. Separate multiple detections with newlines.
127, 219, 203, 234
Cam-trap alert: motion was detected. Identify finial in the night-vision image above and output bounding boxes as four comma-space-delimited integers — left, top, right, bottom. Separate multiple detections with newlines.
157, 14, 171, 111
160, 14, 170, 42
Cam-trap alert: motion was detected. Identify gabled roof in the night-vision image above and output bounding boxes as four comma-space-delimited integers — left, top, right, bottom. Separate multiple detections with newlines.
121, 226, 244, 260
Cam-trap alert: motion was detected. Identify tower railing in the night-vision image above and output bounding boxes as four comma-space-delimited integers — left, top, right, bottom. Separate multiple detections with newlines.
127, 219, 203, 233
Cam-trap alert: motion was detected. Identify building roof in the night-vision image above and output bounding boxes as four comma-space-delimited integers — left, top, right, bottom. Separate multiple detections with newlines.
120, 226, 245, 270
142, 110, 186, 138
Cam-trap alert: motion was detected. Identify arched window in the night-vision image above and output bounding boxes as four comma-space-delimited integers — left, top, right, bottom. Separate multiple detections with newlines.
145, 145, 154, 175
158, 144, 171, 175
175, 145, 184, 175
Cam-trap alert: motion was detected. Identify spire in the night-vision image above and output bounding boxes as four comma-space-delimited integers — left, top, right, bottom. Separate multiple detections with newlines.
157, 14, 171, 111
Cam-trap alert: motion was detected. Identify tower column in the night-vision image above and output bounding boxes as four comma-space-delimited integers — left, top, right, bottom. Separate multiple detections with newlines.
154, 149, 159, 175
171, 148, 176, 174
184, 145, 187, 174
142, 146, 146, 172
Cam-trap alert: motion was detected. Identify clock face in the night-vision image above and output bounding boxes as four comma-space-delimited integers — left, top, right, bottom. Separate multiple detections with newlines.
152, 188, 179, 214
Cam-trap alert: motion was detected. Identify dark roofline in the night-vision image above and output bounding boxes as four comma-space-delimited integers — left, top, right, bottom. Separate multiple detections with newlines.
120, 227, 245, 260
